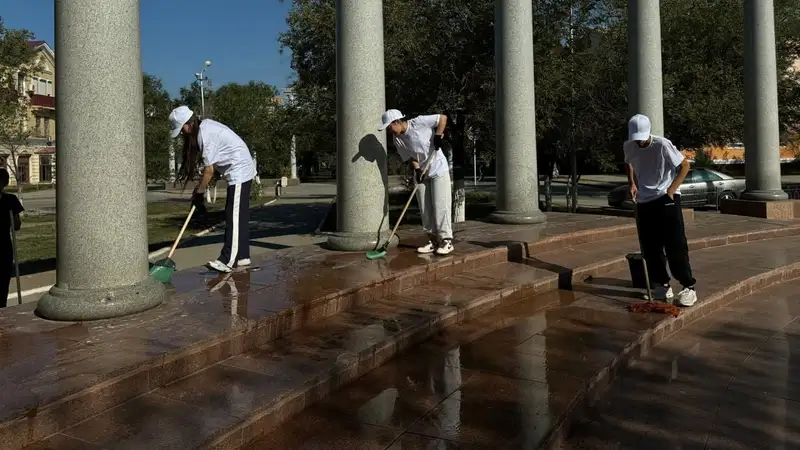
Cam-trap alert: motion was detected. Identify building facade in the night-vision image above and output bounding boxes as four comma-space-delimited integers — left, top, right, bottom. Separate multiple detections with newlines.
1, 40, 56, 186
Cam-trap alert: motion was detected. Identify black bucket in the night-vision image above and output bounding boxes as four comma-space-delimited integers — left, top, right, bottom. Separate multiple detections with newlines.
626, 253, 647, 289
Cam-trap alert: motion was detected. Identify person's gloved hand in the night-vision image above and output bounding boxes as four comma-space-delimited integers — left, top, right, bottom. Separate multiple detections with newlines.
433, 134, 443, 150
191, 189, 207, 214
414, 167, 425, 184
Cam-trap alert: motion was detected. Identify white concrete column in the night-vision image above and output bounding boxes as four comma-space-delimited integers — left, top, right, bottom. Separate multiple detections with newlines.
290, 134, 298, 179
491, 0, 546, 225
168, 143, 176, 182
327, 0, 396, 251
628, 0, 665, 136
37, 0, 164, 321
741, 0, 787, 201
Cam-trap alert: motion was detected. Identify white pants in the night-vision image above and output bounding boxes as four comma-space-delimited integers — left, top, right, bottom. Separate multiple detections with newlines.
416, 171, 453, 242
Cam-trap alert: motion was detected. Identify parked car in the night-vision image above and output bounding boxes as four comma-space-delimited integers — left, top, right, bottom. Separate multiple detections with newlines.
607, 168, 745, 209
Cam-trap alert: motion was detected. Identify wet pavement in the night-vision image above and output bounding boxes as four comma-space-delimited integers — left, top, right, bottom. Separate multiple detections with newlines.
4, 212, 800, 449
565, 278, 800, 450
245, 236, 800, 450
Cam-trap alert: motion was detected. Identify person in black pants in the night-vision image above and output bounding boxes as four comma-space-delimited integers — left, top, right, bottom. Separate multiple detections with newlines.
0, 169, 23, 307
624, 114, 697, 307
170, 106, 257, 273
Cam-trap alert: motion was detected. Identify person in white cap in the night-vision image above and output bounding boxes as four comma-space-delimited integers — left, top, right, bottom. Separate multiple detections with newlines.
379, 109, 453, 255
169, 105, 257, 273
624, 113, 697, 307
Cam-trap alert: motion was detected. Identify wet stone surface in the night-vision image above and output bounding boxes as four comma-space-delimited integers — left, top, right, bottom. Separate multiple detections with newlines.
251, 236, 800, 449
566, 279, 800, 449
2, 213, 800, 449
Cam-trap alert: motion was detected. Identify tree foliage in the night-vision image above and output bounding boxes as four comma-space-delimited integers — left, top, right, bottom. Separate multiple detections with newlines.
279, 0, 800, 181
214, 81, 296, 176
143, 74, 173, 181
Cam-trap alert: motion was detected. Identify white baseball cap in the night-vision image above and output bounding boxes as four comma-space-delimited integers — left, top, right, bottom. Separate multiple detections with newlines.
169, 105, 195, 138
628, 114, 651, 141
379, 109, 404, 131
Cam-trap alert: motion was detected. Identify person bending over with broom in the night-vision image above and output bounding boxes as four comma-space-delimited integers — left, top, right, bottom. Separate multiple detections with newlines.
625, 114, 697, 307
170, 105, 257, 273
0, 169, 23, 307
379, 109, 453, 255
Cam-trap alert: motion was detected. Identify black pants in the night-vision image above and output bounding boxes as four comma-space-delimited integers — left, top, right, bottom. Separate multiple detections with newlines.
218, 181, 251, 267
0, 254, 12, 308
637, 194, 696, 288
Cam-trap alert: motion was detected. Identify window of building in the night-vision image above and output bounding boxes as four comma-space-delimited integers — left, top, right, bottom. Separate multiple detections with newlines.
16, 156, 30, 184
44, 118, 50, 137
40, 155, 52, 182
37, 78, 47, 95
35, 117, 42, 136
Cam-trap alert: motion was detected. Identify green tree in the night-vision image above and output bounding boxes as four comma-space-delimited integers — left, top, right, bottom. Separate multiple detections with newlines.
143, 74, 173, 181
214, 81, 295, 176
0, 18, 40, 196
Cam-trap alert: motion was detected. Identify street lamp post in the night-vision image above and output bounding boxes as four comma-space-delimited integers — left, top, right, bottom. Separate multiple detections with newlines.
195, 60, 211, 118
195, 60, 216, 202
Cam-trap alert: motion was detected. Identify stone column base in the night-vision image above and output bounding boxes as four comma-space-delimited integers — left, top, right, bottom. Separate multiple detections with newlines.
37, 275, 165, 321
490, 209, 548, 225
719, 198, 800, 220
326, 230, 399, 252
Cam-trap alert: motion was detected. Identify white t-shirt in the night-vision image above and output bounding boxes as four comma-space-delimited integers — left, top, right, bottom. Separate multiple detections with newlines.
198, 119, 257, 185
393, 114, 449, 178
623, 136, 685, 204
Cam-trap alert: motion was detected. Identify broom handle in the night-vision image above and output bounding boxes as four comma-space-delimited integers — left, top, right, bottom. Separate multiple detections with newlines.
385, 153, 437, 245
10, 211, 21, 305
168, 206, 196, 259
633, 199, 654, 302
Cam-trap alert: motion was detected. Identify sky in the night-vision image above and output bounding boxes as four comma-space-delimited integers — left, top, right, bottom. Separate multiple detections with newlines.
1, 0, 296, 97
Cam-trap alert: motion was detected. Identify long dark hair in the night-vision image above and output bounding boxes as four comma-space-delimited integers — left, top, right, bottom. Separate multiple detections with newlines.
176, 115, 202, 188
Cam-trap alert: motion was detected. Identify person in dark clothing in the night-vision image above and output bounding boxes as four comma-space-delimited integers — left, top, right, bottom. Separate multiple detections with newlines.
624, 114, 697, 307
0, 169, 23, 307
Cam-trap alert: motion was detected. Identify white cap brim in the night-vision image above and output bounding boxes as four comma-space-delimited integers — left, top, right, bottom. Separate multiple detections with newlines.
630, 132, 650, 141
378, 122, 391, 131
170, 126, 182, 138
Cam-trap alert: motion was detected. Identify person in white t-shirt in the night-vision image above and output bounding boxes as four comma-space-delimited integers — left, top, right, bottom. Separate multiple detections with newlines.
379, 109, 454, 255
624, 113, 697, 307
170, 106, 257, 273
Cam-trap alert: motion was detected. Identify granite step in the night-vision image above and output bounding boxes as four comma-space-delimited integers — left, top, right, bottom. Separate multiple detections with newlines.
4, 214, 794, 450
26, 235, 800, 449
1, 216, 645, 449
243, 236, 800, 450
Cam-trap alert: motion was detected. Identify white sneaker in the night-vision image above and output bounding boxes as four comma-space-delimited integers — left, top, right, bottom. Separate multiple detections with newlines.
417, 241, 437, 254
435, 239, 454, 255
237, 258, 251, 268
677, 287, 698, 307
644, 284, 674, 301
207, 260, 232, 273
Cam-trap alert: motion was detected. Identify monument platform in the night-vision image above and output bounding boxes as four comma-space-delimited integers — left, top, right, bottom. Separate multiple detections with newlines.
3, 212, 800, 449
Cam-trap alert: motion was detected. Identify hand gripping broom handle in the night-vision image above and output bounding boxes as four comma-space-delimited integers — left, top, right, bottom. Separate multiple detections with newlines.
168, 206, 196, 259
384, 153, 437, 247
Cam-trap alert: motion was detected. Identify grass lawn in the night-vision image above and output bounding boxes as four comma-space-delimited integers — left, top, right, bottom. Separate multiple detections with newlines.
15, 201, 231, 264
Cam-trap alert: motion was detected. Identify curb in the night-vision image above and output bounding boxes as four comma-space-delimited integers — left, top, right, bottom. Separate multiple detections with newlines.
8, 198, 279, 302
